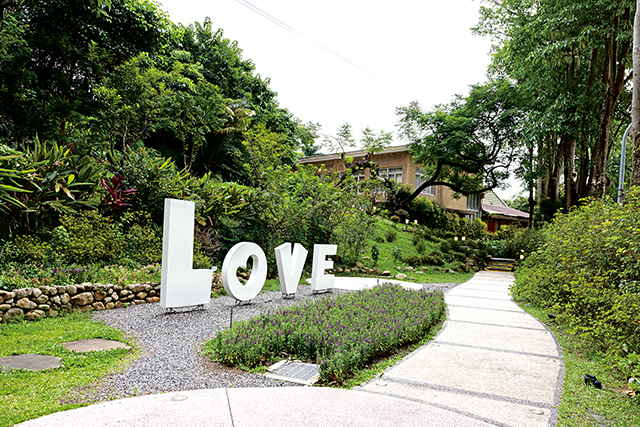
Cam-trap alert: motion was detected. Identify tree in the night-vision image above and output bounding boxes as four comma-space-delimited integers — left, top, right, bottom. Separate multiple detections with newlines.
395, 80, 522, 210
632, 0, 640, 187
295, 120, 322, 157
475, 0, 634, 206
0, 0, 171, 144
322, 123, 393, 188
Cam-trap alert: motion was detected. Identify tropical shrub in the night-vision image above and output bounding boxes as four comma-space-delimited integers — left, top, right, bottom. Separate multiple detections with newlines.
0, 138, 102, 236
59, 211, 120, 264
513, 190, 640, 356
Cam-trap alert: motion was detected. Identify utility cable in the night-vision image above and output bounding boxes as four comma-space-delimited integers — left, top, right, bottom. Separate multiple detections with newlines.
235, 0, 379, 80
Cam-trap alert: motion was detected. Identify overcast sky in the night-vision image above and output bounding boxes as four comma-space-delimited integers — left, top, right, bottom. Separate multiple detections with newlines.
156, 0, 522, 199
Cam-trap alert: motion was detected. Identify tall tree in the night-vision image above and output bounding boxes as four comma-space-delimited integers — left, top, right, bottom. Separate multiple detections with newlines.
0, 0, 170, 144
475, 0, 634, 206
395, 80, 522, 210
632, 0, 640, 187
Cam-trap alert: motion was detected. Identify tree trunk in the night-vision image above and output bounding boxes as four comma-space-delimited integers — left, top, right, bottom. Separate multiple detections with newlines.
632, 0, 640, 187
590, 14, 632, 199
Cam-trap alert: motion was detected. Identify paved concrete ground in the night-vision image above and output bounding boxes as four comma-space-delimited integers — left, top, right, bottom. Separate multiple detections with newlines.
15, 271, 562, 427
359, 271, 563, 427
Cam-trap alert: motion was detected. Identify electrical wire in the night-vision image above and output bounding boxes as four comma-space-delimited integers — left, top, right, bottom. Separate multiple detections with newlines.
235, 0, 379, 80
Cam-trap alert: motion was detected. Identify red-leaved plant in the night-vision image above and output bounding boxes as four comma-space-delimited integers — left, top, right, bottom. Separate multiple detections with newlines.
101, 174, 136, 210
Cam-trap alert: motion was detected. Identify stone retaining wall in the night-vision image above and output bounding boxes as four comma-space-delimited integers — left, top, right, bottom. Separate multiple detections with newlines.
0, 282, 161, 323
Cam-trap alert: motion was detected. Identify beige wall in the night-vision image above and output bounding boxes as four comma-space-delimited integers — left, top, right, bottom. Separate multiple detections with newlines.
299, 148, 476, 216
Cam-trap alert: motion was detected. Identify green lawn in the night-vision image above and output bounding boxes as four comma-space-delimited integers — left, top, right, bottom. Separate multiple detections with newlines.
516, 303, 640, 427
339, 218, 474, 284
0, 313, 135, 427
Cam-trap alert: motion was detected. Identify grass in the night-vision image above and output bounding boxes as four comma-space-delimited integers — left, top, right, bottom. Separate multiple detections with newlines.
0, 312, 136, 427
516, 302, 640, 427
342, 218, 474, 284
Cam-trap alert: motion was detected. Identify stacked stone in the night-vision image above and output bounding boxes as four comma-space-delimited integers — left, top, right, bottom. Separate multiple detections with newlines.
0, 282, 161, 323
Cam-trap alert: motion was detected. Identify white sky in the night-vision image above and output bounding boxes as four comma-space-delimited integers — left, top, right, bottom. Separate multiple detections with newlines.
156, 0, 523, 199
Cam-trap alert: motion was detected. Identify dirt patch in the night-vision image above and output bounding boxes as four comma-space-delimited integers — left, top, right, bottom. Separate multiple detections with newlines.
201, 356, 248, 375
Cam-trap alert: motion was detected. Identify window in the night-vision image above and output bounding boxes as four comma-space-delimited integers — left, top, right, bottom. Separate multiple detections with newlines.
352, 173, 365, 183
415, 169, 435, 195
467, 194, 480, 219
380, 167, 403, 183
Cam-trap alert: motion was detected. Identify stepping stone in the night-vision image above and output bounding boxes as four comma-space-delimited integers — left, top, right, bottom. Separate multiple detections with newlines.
62, 338, 131, 352
0, 354, 62, 372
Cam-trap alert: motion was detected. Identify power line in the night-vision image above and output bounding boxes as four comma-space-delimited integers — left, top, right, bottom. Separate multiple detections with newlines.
235, 0, 379, 80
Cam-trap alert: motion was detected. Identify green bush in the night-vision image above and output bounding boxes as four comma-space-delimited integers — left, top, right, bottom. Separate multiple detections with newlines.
3, 235, 49, 264
415, 240, 427, 254
513, 190, 640, 357
390, 247, 402, 261
59, 211, 120, 264
120, 211, 162, 264
385, 229, 397, 243
406, 197, 451, 230
402, 252, 445, 267
439, 240, 451, 253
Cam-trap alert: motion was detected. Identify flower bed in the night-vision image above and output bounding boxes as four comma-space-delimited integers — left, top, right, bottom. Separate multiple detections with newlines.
203, 283, 445, 383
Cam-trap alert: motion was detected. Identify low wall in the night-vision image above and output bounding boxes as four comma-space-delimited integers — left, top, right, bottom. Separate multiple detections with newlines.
0, 282, 161, 323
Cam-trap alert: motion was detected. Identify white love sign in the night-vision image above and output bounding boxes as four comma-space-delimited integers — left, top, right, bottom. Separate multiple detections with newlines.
161, 199, 337, 307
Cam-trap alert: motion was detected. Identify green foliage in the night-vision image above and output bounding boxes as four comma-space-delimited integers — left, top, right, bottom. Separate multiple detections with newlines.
415, 240, 427, 254
0, 312, 134, 426
333, 208, 375, 266
59, 211, 118, 264
3, 235, 49, 264
513, 189, 640, 356
241, 123, 297, 185
370, 244, 379, 265
1, 137, 102, 235
384, 229, 397, 243
439, 240, 451, 253
401, 252, 445, 267
0, 0, 171, 144
118, 211, 162, 264
390, 247, 403, 262
406, 197, 450, 230
203, 284, 445, 384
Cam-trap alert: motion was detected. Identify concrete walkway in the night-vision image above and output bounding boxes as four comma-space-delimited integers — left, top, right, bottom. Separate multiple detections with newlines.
16, 271, 563, 427
359, 270, 563, 427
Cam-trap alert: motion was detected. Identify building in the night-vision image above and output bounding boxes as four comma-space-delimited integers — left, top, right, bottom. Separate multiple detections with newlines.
481, 190, 530, 232
298, 144, 529, 230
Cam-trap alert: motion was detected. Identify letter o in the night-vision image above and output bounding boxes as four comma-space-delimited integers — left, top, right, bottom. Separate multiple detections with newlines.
221, 242, 268, 301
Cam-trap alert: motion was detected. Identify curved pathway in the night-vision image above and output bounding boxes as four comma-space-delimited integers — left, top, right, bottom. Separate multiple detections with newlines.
359, 270, 564, 427
17, 271, 563, 427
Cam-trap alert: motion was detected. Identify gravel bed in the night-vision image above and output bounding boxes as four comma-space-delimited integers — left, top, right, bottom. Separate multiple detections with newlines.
88, 282, 457, 402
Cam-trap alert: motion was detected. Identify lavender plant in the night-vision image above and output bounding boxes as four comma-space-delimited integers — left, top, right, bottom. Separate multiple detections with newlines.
204, 284, 445, 383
